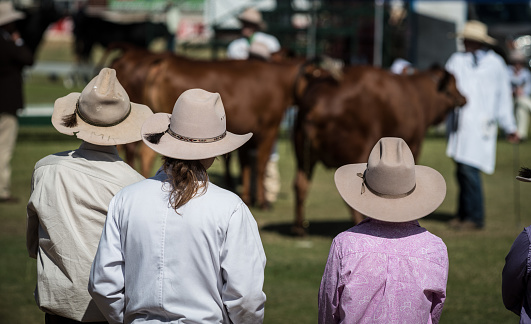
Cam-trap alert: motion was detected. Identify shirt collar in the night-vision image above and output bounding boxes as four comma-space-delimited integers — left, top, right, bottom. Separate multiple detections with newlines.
79, 141, 119, 155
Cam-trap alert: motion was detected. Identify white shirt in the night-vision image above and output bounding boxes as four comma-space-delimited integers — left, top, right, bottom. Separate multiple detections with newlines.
445, 49, 517, 174
226, 31, 280, 60
26, 142, 145, 322
89, 170, 267, 324
508, 65, 531, 97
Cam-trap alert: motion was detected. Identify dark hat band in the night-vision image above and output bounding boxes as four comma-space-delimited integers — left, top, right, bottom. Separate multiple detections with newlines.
357, 171, 416, 199
166, 125, 227, 143
75, 98, 131, 127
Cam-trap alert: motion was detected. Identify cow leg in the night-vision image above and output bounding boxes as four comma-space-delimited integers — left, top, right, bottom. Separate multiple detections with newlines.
139, 142, 158, 177
293, 162, 316, 236
223, 152, 235, 191
238, 145, 253, 206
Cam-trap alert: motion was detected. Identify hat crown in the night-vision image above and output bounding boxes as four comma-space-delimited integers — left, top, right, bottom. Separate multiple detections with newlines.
170, 89, 226, 139
238, 7, 263, 25
78, 68, 131, 126
0, 1, 24, 25
365, 138, 416, 196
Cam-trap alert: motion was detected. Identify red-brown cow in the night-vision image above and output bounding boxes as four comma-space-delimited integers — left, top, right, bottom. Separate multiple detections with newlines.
113, 50, 312, 209
292, 65, 467, 235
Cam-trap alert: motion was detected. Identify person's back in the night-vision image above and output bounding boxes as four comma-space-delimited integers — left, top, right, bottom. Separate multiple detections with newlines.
320, 219, 447, 323
105, 173, 265, 323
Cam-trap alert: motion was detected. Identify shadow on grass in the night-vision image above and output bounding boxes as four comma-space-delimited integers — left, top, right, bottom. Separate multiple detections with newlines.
262, 211, 457, 238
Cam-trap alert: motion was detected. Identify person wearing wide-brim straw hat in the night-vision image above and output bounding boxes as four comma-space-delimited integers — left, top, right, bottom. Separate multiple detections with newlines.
26, 68, 152, 324
226, 7, 280, 60
445, 20, 519, 231
89, 89, 266, 324
318, 137, 449, 324
0, 1, 33, 204
503, 167, 531, 322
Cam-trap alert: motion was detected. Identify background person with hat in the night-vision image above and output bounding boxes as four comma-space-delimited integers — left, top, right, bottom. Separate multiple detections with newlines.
445, 20, 519, 230
318, 137, 449, 324
0, 1, 34, 203
226, 7, 281, 60
502, 166, 531, 323
507, 50, 531, 140
88, 89, 266, 324
26, 68, 153, 324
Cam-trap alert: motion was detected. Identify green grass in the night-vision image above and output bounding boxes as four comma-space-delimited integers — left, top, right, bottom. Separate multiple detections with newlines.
3, 128, 531, 324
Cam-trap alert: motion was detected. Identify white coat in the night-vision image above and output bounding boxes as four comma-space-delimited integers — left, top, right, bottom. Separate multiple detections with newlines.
445, 49, 517, 174
226, 31, 280, 60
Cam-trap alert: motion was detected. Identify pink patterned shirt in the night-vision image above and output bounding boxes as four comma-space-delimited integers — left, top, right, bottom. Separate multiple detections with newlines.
318, 218, 449, 324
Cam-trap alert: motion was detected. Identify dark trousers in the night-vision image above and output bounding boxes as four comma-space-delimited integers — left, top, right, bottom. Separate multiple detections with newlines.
45, 313, 108, 324
456, 162, 484, 228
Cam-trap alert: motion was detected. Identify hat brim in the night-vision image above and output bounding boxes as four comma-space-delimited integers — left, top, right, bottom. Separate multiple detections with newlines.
52, 93, 153, 145
456, 32, 497, 45
334, 163, 446, 222
0, 11, 25, 26
141, 113, 252, 160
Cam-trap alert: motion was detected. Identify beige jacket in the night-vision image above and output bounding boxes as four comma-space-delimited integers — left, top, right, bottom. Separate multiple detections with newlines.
26, 142, 144, 322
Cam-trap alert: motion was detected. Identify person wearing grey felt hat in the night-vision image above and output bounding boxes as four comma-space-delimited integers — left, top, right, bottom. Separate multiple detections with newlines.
89, 89, 266, 324
26, 68, 152, 324
319, 137, 449, 324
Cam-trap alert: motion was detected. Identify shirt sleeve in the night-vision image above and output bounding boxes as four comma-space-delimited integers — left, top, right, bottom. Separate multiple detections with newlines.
318, 239, 342, 324
26, 169, 40, 259
430, 243, 449, 324
496, 60, 517, 134
502, 228, 530, 316
227, 39, 249, 60
220, 202, 266, 324
88, 195, 125, 324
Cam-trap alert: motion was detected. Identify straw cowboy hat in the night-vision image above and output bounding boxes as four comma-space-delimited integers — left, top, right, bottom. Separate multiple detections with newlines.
334, 137, 446, 222
516, 167, 531, 182
238, 7, 266, 29
142, 88, 252, 160
0, 1, 25, 26
52, 68, 153, 145
456, 20, 497, 45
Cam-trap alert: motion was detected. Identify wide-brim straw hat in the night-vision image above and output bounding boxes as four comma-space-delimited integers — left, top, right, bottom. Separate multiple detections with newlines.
456, 20, 497, 45
334, 137, 446, 222
52, 68, 153, 145
141, 88, 252, 160
238, 7, 266, 30
0, 2, 25, 26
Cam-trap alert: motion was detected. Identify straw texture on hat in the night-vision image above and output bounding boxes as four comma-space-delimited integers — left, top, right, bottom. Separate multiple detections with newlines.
141, 89, 252, 160
457, 20, 497, 45
52, 68, 153, 145
238, 7, 266, 29
334, 137, 446, 222
0, 2, 24, 26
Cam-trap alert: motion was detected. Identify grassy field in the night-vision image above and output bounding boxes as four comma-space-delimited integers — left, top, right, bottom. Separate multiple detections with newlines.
2, 38, 531, 323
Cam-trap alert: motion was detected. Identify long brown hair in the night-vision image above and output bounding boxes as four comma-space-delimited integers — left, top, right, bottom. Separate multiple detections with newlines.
162, 156, 209, 213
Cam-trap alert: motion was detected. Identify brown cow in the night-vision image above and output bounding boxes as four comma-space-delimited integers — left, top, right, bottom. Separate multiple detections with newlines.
292, 65, 467, 235
113, 50, 313, 209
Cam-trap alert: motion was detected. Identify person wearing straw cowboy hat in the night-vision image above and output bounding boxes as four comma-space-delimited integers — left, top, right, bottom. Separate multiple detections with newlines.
26, 68, 153, 324
503, 167, 531, 323
88, 89, 266, 324
0, 1, 33, 203
226, 7, 280, 60
318, 137, 449, 324
445, 20, 519, 230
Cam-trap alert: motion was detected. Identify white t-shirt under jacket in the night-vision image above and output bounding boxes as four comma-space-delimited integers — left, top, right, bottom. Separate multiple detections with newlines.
89, 170, 267, 324
26, 142, 145, 322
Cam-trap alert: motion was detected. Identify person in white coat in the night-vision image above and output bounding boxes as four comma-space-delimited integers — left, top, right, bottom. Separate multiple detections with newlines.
88, 89, 267, 324
446, 20, 519, 230
226, 7, 280, 60
508, 50, 531, 140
